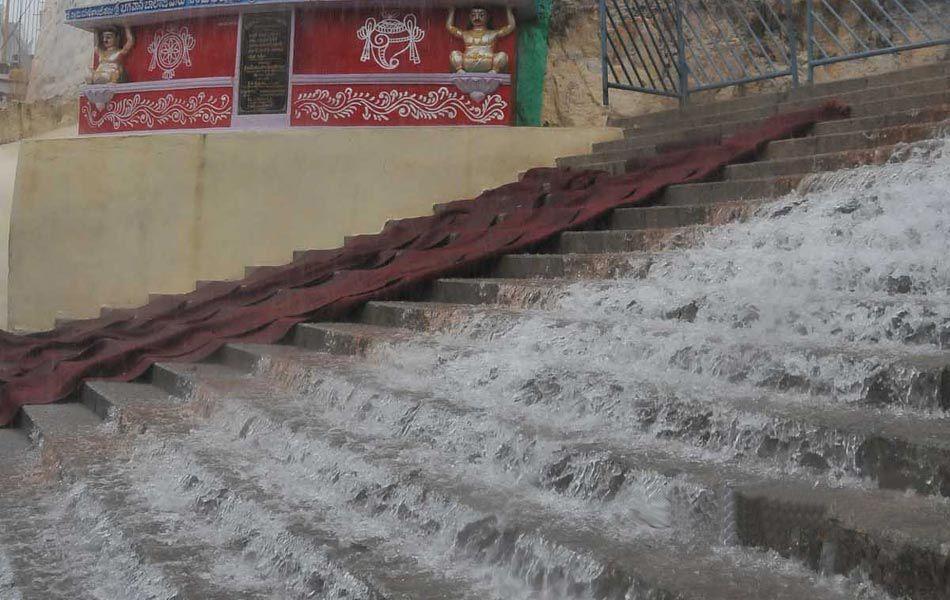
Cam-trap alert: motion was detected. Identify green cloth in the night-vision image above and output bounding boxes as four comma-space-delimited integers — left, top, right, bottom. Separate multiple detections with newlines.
515, 0, 552, 126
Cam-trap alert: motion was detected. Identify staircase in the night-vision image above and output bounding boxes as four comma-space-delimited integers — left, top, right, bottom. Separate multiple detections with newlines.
3, 62, 950, 599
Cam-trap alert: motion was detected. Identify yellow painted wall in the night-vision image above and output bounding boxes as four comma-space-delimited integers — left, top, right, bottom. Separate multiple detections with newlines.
9, 126, 621, 331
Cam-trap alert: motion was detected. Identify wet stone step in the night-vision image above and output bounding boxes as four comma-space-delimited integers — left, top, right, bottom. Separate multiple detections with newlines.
24, 382, 485, 600
764, 121, 950, 161
280, 322, 950, 498
6, 402, 286, 600
488, 251, 661, 280
353, 301, 950, 410
426, 277, 567, 309
146, 359, 880, 600
724, 144, 899, 181
734, 483, 950, 600
555, 226, 706, 254
659, 177, 804, 206
607, 202, 764, 231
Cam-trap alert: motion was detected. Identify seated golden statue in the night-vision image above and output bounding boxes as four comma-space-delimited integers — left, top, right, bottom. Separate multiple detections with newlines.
446, 6, 515, 74
87, 25, 134, 84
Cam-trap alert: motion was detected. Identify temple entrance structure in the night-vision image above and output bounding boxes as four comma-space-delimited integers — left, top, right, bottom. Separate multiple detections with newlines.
66, 1, 529, 134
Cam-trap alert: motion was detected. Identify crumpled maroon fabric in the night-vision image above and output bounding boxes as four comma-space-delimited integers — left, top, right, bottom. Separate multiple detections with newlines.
0, 102, 849, 426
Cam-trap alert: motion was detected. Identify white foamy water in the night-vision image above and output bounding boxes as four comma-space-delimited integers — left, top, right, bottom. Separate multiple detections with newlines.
5, 138, 949, 599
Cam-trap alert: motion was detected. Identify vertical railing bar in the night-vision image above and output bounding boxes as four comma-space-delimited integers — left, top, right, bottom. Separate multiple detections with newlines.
721, 0, 781, 71
649, 0, 696, 84
714, 0, 776, 74
623, 0, 679, 92
753, 0, 793, 63
693, 0, 752, 79
887, 0, 935, 40
609, 0, 661, 90
599, 0, 611, 104
675, 0, 689, 102
606, 19, 641, 88
841, 0, 895, 47
806, 0, 815, 83
818, 0, 871, 52
785, 0, 798, 86
683, 25, 714, 86
605, 40, 626, 86
848, 0, 911, 48
863, 0, 913, 44
605, 0, 652, 89
813, 3, 858, 54
680, 0, 730, 84
681, 0, 738, 82
909, 0, 950, 35
646, 0, 691, 84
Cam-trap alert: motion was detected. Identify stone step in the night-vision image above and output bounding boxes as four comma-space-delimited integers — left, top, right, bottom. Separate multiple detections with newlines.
593, 99, 950, 162
354, 301, 950, 411
812, 103, 950, 136
426, 277, 566, 308
733, 482, 950, 600
764, 120, 950, 161
18, 402, 104, 442
631, 75, 948, 141
150, 357, 877, 600
562, 86, 950, 171
23, 381, 485, 600
488, 250, 661, 279
9, 401, 287, 600
555, 226, 704, 254
659, 176, 803, 206
218, 341, 950, 600
724, 144, 899, 180
281, 319, 950, 498
79, 379, 178, 421
608, 202, 763, 230
608, 61, 950, 130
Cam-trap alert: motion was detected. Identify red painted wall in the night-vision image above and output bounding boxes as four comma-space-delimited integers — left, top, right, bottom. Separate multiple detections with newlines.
293, 8, 516, 75
91, 17, 237, 81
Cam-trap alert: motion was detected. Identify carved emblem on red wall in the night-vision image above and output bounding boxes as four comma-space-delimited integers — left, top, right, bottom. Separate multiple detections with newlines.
147, 26, 197, 79
293, 86, 506, 124
356, 15, 426, 70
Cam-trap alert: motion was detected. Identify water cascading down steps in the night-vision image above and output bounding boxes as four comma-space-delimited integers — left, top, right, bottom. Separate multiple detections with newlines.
3, 62, 950, 599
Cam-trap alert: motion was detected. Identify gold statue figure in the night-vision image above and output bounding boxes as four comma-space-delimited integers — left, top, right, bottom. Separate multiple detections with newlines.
446, 6, 515, 74
87, 25, 135, 84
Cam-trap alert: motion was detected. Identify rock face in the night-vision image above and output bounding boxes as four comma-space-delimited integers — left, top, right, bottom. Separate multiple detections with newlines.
542, 1, 950, 126
25, 0, 94, 102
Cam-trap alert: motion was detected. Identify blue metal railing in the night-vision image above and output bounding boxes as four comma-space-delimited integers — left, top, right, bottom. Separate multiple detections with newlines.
601, 0, 950, 104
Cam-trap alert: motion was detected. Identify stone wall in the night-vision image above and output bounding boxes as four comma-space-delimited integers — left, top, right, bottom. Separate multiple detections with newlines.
8, 125, 621, 330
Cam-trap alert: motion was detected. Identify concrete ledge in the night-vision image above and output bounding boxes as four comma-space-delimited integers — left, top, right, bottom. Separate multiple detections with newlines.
8, 125, 621, 330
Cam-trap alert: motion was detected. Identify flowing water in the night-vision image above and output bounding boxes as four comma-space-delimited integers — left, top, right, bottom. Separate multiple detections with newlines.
3, 138, 950, 598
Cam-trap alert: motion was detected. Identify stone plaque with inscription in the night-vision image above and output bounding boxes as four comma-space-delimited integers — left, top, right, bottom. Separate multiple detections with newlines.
238, 12, 291, 115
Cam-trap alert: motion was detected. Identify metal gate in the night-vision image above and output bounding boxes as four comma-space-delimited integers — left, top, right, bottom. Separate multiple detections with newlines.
601, 0, 950, 104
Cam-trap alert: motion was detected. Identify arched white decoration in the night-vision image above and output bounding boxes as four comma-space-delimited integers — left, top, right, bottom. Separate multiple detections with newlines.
147, 26, 197, 79
357, 15, 426, 71
293, 87, 507, 124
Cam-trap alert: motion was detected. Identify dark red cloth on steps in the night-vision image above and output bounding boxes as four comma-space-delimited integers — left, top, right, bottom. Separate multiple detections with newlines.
0, 102, 849, 427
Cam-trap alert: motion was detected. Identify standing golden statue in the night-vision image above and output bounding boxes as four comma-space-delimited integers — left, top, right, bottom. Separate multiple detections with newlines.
446, 6, 515, 74
87, 25, 135, 84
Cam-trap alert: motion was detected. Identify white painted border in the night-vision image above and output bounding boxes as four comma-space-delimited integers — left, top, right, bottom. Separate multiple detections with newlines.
290, 72, 511, 85
80, 76, 234, 94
